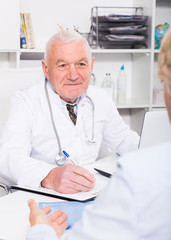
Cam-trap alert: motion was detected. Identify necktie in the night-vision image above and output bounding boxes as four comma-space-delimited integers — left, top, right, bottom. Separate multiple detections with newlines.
66, 104, 77, 125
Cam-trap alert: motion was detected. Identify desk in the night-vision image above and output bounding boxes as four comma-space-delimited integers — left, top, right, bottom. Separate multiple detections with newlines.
0, 191, 63, 240
0, 155, 117, 239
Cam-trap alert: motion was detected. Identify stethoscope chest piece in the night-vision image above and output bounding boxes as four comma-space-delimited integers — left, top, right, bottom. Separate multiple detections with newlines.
55, 154, 66, 166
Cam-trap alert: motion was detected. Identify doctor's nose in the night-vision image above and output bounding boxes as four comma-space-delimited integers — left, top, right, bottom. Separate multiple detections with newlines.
67, 64, 79, 81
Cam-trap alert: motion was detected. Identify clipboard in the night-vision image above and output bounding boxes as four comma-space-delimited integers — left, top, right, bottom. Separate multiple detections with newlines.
10, 185, 96, 202
10, 155, 117, 202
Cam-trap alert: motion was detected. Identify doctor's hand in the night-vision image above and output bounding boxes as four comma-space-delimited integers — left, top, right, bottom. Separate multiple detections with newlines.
28, 199, 68, 238
41, 164, 96, 194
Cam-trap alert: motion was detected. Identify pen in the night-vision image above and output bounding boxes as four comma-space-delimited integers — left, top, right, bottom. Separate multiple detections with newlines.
94, 168, 112, 178
57, 24, 63, 31
63, 150, 78, 165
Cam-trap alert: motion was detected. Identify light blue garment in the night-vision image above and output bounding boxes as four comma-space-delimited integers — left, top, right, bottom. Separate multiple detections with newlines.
27, 141, 171, 240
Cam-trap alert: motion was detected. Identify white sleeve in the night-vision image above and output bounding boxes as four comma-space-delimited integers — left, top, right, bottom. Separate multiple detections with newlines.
101, 94, 139, 155
59, 165, 138, 240
0, 92, 55, 187
26, 225, 58, 240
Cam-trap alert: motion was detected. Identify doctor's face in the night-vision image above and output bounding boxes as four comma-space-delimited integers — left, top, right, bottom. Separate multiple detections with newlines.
42, 39, 94, 103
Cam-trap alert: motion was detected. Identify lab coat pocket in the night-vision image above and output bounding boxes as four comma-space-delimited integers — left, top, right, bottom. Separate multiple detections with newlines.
94, 114, 107, 142
83, 112, 106, 144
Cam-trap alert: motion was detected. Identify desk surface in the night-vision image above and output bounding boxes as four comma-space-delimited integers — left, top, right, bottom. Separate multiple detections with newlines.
0, 156, 117, 240
0, 191, 63, 240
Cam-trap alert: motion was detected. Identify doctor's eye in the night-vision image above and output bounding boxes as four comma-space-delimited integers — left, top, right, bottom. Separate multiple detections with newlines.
59, 64, 66, 68
58, 64, 68, 70
77, 62, 88, 69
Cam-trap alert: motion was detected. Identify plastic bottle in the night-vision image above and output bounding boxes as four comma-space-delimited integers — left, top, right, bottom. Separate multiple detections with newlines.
90, 73, 96, 86
117, 64, 127, 104
101, 73, 114, 98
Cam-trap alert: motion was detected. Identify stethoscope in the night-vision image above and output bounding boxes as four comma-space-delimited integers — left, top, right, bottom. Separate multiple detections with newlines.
44, 78, 95, 166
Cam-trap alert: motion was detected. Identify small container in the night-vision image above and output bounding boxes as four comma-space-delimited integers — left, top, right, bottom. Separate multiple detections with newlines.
101, 73, 114, 98
90, 73, 96, 86
117, 65, 127, 104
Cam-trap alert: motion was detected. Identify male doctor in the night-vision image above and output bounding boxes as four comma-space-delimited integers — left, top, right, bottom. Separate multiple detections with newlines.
0, 30, 139, 194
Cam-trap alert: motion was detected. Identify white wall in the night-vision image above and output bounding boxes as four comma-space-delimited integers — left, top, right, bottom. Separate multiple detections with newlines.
20, 0, 134, 48
0, 0, 20, 50
0, 68, 43, 132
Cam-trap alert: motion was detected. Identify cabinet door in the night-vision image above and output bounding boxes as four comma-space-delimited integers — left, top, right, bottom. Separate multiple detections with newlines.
0, 0, 20, 49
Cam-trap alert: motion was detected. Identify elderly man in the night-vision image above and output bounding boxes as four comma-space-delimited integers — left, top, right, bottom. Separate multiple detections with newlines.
0, 30, 139, 194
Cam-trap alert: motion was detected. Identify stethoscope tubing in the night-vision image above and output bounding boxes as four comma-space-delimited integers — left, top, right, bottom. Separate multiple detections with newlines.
44, 78, 63, 157
44, 78, 95, 165
84, 95, 95, 143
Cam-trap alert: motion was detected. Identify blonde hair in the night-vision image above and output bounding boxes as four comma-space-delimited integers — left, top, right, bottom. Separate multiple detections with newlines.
44, 30, 91, 62
158, 28, 171, 95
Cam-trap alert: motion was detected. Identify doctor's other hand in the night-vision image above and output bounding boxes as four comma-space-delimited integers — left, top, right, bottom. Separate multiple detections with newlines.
41, 164, 96, 194
28, 199, 68, 238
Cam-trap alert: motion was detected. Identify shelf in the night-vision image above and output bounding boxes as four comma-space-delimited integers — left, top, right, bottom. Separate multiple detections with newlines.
20, 48, 45, 53
0, 49, 19, 52
117, 104, 150, 109
18, 47, 153, 63
0, 48, 156, 55
0, 67, 42, 72
154, 49, 160, 53
152, 104, 166, 108
91, 49, 152, 54
116, 99, 150, 109
19, 48, 152, 54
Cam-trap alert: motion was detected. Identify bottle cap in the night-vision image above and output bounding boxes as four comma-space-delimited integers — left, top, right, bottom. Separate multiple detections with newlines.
121, 64, 124, 70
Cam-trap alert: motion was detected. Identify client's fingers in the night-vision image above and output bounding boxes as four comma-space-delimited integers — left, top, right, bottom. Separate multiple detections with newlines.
42, 206, 52, 215
55, 220, 69, 238
49, 210, 68, 224
28, 199, 38, 212
56, 213, 68, 224
61, 220, 69, 230
28, 199, 52, 216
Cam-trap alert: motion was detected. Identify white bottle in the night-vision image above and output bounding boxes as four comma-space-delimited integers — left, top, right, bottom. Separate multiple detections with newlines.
117, 64, 127, 104
90, 73, 96, 86
101, 73, 114, 98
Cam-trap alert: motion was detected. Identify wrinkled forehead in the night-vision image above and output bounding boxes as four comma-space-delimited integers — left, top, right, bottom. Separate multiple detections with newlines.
48, 39, 92, 63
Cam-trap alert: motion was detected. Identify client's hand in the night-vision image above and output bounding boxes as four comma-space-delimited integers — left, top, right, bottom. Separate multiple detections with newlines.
28, 199, 68, 238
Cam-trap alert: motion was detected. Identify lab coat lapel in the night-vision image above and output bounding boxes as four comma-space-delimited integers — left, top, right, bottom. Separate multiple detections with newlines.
77, 94, 88, 123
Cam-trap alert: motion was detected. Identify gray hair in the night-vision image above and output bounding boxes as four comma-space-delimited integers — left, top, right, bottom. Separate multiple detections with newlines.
44, 30, 91, 62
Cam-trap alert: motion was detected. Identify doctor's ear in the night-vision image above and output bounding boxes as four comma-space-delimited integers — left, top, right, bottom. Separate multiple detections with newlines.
42, 59, 49, 80
91, 57, 95, 71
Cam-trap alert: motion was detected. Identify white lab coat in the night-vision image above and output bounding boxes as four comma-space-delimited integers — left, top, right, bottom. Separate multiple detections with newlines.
26, 141, 171, 240
0, 79, 139, 187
